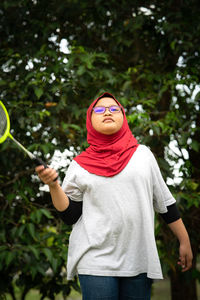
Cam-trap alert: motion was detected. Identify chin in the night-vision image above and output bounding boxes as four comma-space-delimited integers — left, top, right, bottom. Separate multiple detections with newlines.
101, 129, 118, 135
95, 124, 120, 135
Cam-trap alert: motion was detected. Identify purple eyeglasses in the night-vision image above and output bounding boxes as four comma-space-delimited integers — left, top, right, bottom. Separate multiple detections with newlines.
93, 105, 121, 114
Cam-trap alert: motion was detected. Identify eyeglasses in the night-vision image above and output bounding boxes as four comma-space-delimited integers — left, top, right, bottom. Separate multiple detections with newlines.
93, 105, 121, 114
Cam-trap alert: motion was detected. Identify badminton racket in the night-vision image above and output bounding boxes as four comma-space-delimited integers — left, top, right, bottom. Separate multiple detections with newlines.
0, 100, 48, 168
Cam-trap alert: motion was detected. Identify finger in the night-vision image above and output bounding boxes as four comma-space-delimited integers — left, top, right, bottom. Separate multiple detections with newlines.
182, 256, 192, 272
41, 169, 58, 183
46, 177, 58, 185
178, 256, 186, 269
45, 173, 58, 184
36, 167, 54, 183
40, 168, 54, 180
35, 165, 45, 172
181, 256, 186, 269
182, 264, 189, 272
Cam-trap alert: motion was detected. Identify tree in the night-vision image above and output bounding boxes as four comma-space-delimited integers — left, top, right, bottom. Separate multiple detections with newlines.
0, 0, 200, 299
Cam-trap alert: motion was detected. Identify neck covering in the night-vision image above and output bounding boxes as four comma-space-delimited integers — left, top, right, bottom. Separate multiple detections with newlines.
74, 92, 139, 177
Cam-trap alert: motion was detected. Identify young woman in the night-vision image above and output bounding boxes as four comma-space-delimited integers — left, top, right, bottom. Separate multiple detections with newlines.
36, 92, 193, 300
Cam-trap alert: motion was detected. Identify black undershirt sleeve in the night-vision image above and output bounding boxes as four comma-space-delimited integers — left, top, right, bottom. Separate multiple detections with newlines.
159, 203, 181, 224
58, 198, 83, 225
58, 198, 180, 226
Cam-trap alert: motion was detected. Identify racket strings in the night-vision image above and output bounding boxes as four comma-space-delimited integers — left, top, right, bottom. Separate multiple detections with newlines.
0, 105, 7, 137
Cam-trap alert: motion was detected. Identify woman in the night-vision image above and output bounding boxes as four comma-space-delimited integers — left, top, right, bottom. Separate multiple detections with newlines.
36, 92, 193, 300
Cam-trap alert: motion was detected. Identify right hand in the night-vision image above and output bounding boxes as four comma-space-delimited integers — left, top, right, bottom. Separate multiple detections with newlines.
35, 165, 58, 187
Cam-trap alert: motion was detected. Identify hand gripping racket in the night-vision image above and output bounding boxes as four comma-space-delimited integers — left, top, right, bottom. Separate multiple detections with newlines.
0, 100, 49, 168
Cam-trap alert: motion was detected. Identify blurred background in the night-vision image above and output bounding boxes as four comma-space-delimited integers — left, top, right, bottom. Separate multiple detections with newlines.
0, 0, 200, 299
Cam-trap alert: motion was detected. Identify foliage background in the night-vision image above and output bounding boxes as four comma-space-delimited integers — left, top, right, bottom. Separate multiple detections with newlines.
0, 0, 200, 299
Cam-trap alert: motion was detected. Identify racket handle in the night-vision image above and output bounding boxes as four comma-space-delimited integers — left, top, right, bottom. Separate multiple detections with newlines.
34, 157, 48, 168
34, 157, 58, 182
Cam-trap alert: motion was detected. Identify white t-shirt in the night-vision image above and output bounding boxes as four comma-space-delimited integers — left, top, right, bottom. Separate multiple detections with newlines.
61, 145, 176, 280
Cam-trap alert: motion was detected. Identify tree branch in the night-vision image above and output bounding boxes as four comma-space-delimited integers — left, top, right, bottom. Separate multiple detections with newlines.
0, 168, 35, 189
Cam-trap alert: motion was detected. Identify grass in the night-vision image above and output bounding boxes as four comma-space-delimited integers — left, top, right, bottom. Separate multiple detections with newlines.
152, 279, 171, 300
5, 289, 81, 300
5, 277, 200, 300
152, 278, 200, 300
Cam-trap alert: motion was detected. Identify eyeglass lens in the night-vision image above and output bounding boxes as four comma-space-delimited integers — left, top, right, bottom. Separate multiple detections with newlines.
93, 106, 121, 114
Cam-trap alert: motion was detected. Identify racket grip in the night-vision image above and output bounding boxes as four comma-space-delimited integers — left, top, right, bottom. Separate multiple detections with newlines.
34, 157, 48, 168
34, 157, 58, 182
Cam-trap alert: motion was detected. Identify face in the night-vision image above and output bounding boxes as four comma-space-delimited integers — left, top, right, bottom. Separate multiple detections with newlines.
91, 97, 124, 135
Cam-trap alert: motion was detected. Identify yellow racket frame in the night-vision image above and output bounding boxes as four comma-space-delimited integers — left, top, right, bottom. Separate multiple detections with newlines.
0, 100, 14, 144
0, 101, 51, 168
0, 100, 35, 159
0, 101, 35, 159
0, 101, 57, 173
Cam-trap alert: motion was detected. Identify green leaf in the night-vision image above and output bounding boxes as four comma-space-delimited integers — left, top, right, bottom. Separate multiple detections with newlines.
27, 223, 36, 239
152, 123, 160, 135
0, 80, 7, 86
40, 209, 53, 219
18, 224, 26, 237
77, 65, 86, 76
69, 124, 81, 131
9, 81, 16, 88
5, 251, 15, 267
0, 229, 6, 243
34, 87, 43, 99
191, 140, 199, 152
37, 265, 46, 276
27, 245, 40, 260
43, 248, 53, 263
11, 226, 18, 239
170, 40, 176, 50
51, 257, 58, 273
6, 193, 16, 201
30, 265, 38, 279
0, 251, 6, 270
36, 209, 43, 223
0, 245, 7, 251
31, 209, 46, 224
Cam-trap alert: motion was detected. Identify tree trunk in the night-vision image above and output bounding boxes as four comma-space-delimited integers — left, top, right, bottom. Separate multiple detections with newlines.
152, 90, 199, 300
8, 286, 17, 300
169, 247, 198, 300
21, 287, 30, 300
169, 269, 197, 300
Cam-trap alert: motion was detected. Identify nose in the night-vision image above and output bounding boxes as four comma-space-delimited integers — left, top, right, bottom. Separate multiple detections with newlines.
104, 107, 112, 115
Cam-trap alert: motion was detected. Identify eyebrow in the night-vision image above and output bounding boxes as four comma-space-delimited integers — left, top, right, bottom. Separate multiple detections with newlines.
94, 105, 119, 107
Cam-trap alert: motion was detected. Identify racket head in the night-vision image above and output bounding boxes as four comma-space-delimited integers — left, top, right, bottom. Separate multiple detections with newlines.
0, 101, 11, 144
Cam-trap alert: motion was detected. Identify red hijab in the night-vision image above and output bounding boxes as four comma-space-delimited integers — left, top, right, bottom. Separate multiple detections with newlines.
74, 92, 139, 177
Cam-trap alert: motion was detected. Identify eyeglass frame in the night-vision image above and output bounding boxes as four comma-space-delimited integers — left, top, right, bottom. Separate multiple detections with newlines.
92, 105, 122, 114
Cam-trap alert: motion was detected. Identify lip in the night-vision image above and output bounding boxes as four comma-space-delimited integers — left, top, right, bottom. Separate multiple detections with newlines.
103, 118, 114, 122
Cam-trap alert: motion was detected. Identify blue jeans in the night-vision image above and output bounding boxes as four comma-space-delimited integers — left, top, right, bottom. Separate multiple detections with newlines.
78, 273, 152, 300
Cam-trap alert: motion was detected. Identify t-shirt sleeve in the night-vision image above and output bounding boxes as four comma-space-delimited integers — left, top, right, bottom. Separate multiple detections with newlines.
61, 161, 83, 202
58, 199, 83, 225
149, 149, 176, 213
159, 203, 180, 224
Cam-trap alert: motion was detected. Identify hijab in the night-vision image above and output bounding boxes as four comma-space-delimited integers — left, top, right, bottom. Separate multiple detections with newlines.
74, 92, 139, 177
